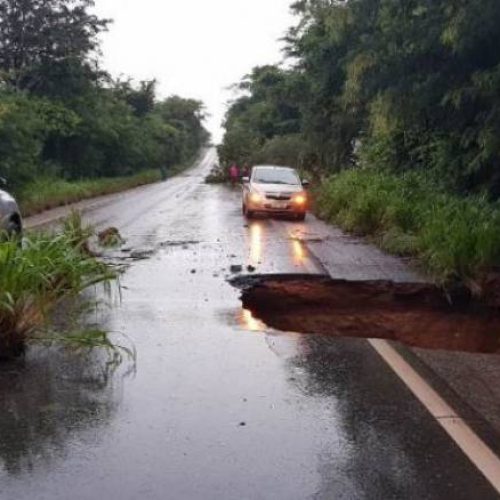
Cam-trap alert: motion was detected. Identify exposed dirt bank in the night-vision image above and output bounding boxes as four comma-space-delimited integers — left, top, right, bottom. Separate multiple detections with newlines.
231, 275, 500, 354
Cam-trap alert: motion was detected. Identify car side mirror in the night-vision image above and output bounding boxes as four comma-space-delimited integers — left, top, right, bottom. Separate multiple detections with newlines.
302, 179, 310, 188
242, 176, 250, 184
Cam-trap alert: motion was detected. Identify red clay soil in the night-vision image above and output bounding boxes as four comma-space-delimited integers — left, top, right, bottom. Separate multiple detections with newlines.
237, 276, 500, 354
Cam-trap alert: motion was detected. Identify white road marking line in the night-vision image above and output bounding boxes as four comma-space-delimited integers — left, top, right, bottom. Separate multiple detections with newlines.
369, 338, 500, 494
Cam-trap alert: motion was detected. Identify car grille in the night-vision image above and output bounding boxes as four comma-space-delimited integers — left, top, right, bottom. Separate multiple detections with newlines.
265, 192, 293, 201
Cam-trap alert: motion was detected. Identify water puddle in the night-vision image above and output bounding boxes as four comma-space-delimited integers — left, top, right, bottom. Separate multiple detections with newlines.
230, 275, 500, 354
0, 346, 123, 475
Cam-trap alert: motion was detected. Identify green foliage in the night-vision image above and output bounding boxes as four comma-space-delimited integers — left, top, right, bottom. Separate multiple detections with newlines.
0, 215, 118, 358
218, 66, 304, 167
114, 79, 157, 118
217, 126, 260, 167
0, 0, 109, 93
62, 210, 94, 250
222, 0, 500, 196
0, 0, 208, 199
251, 134, 311, 169
316, 170, 500, 286
40, 86, 206, 182
0, 91, 79, 191
19, 170, 161, 216
219, 0, 500, 288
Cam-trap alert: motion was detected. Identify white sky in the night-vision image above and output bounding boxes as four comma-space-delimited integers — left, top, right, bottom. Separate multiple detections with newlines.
93, 0, 296, 143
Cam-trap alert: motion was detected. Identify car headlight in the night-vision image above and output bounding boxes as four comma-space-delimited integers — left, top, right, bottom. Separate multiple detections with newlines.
292, 194, 307, 205
250, 192, 263, 203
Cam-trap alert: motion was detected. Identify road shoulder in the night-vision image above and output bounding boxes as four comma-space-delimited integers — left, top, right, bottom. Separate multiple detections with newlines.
303, 214, 500, 454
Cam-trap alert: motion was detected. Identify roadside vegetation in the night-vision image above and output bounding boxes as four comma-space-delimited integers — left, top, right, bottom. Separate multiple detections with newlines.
316, 171, 500, 290
220, 0, 500, 297
19, 152, 200, 216
0, 213, 122, 360
0, 0, 208, 205
19, 170, 160, 216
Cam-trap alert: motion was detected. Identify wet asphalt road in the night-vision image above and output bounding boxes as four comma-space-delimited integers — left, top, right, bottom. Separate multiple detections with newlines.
1, 150, 499, 499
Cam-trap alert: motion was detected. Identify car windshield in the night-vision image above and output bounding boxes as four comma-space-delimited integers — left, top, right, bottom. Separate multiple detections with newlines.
253, 168, 300, 185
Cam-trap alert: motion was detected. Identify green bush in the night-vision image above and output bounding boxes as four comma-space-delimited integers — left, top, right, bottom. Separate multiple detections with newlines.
315, 169, 500, 286
0, 89, 206, 200
0, 214, 117, 358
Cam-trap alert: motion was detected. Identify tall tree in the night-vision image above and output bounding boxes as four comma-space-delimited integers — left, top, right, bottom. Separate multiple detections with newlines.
0, 0, 109, 93
222, 0, 500, 196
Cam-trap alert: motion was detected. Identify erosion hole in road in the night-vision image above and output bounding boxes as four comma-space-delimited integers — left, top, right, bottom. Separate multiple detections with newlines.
230, 275, 500, 354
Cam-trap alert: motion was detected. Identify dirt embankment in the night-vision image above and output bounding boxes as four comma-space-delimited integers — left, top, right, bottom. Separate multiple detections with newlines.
232, 275, 500, 354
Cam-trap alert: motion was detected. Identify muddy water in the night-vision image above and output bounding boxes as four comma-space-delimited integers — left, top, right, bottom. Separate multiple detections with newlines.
233, 275, 500, 354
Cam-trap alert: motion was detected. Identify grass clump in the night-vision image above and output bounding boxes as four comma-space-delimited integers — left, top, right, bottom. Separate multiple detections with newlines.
0, 213, 118, 359
18, 152, 203, 217
18, 170, 161, 217
315, 169, 500, 291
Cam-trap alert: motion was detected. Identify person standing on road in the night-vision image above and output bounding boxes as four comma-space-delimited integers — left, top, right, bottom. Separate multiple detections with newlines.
229, 163, 240, 186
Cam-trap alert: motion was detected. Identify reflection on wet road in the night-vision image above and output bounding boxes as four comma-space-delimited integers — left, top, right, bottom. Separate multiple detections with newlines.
292, 239, 306, 265
239, 309, 265, 333
0, 348, 121, 476
248, 222, 263, 266
1, 149, 498, 500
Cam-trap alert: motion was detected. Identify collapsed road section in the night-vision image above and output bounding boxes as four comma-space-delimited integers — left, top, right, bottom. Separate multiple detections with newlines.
231, 274, 500, 354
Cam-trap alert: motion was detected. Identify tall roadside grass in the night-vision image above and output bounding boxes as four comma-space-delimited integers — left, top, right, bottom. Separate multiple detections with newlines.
18, 150, 204, 217
19, 170, 161, 217
0, 213, 118, 359
315, 170, 500, 293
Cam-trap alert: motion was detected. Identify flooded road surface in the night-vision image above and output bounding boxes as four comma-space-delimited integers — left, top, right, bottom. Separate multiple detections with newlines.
1, 150, 500, 499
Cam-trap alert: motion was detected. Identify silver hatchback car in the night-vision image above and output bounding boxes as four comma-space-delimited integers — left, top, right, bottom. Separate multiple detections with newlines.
242, 166, 309, 221
0, 180, 22, 235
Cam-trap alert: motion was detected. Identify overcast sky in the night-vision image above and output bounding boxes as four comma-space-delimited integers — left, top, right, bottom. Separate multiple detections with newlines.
94, 0, 295, 143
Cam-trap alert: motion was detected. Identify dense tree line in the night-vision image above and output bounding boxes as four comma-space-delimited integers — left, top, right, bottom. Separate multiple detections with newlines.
0, 0, 208, 193
220, 0, 500, 198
